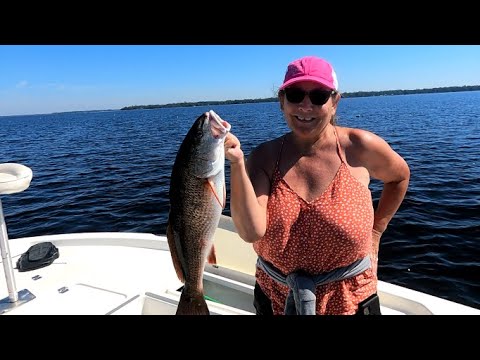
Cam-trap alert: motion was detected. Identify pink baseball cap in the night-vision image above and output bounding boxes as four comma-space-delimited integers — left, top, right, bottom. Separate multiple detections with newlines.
279, 56, 339, 91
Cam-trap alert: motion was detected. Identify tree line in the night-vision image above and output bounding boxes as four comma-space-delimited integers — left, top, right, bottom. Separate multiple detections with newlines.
121, 85, 480, 111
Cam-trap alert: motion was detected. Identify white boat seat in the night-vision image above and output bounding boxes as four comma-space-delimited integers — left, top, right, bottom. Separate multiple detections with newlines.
0, 163, 33, 195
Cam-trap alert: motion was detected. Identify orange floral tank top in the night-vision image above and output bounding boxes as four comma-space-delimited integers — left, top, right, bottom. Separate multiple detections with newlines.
253, 127, 377, 315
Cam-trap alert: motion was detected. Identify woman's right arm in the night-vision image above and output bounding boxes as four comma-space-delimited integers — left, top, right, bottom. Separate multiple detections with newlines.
225, 133, 271, 243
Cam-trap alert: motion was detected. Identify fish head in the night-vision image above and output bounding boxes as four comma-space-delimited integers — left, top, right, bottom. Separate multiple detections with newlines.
192, 110, 231, 178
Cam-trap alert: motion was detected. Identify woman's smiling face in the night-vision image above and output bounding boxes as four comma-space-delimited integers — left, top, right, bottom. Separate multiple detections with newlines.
280, 80, 339, 137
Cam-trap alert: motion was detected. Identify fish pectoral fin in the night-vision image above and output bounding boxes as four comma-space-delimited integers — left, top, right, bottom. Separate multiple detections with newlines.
167, 221, 185, 283
207, 244, 217, 265
206, 179, 223, 208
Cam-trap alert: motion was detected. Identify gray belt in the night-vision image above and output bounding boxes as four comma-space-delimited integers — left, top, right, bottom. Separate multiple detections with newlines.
256, 256, 371, 315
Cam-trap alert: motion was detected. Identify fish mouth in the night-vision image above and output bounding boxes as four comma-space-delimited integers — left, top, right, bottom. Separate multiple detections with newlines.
208, 110, 231, 138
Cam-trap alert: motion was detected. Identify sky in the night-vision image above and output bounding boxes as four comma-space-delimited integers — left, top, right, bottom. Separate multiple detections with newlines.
1, 45, 479, 116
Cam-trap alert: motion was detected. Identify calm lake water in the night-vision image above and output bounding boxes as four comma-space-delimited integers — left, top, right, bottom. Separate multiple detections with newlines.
1, 91, 479, 309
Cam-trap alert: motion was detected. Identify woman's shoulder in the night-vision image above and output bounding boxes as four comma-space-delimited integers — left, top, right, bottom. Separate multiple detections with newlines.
247, 135, 286, 176
335, 126, 384, 150
250, 134, 286, 159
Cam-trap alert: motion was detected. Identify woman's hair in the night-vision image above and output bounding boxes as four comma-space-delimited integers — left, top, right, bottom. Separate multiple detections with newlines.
277, 90, 340, 125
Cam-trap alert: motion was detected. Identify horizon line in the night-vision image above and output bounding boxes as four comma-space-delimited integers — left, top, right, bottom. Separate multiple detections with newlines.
2, 84, 479, 118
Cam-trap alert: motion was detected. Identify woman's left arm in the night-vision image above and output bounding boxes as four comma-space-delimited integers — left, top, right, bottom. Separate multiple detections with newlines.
354, 129, 411, 272
355, 129, 410, 232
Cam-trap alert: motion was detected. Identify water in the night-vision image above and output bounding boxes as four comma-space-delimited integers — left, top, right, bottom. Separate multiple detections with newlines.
1, 91, 479, 309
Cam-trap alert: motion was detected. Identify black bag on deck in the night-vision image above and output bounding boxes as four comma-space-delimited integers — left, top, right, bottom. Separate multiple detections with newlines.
16, 242, 59, 272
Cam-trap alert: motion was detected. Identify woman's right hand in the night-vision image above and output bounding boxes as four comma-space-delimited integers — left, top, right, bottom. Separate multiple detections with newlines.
224, 132, 245, 164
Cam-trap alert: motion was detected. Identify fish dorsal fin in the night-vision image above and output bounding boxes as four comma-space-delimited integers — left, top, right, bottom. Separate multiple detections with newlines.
166, 221, 185, 283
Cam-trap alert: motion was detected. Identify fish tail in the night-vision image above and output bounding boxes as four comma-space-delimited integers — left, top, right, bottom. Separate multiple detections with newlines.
176, 291, 210, 315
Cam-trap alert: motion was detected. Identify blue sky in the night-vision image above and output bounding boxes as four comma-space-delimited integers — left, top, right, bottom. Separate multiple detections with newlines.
1, 45, 479, 116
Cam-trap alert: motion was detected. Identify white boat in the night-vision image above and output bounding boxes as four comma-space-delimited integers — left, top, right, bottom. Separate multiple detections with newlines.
1, 163, 479, 315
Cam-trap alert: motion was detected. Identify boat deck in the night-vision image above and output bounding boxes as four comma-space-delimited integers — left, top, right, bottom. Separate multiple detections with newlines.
2, 234, 254, 315
1, 218, 479, 315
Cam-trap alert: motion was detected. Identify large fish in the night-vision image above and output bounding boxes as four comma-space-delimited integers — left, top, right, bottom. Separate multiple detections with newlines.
167, 110, 231, 315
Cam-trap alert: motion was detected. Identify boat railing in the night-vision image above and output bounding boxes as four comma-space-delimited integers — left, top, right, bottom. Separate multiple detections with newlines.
0, 163, 36, 314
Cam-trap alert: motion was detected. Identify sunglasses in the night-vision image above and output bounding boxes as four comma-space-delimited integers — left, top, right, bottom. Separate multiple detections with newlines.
284, 87, 335, 106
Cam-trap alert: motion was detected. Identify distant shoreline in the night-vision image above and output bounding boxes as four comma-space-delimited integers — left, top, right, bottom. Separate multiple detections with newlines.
121, 85, 480, 111
2, 86, 479, 118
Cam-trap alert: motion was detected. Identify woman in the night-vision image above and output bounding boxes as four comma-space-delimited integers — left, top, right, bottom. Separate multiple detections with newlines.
224, 56, 410, 315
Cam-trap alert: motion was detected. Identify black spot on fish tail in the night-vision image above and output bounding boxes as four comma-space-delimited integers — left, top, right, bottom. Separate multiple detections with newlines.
176, 291, 209, 315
